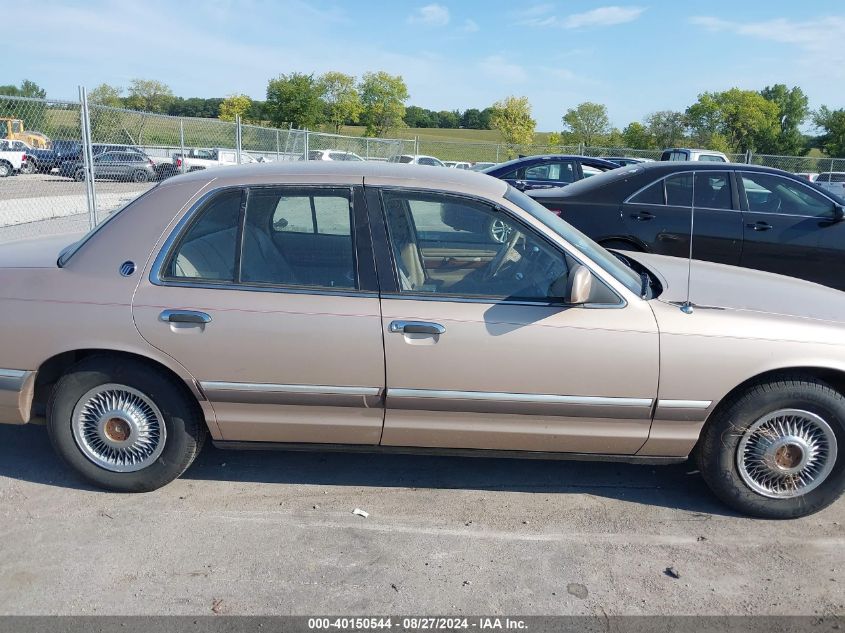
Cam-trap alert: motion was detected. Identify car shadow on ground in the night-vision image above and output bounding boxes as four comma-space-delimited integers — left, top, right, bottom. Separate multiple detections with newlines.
0, 424, 737, 517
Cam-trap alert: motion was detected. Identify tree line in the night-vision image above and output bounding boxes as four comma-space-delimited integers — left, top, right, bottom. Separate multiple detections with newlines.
1, 77, 844, 158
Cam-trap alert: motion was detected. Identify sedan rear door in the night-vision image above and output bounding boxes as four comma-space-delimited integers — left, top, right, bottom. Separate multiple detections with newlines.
621, 170, 742, 265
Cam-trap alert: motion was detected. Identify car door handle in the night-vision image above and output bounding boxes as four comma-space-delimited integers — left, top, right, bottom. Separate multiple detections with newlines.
631, 211, 655, 221
388, 320, 446, 335
747, 221, 773, 232
159, 309, 212, 324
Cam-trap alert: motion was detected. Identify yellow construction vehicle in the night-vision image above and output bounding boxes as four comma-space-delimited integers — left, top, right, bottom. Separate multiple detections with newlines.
0, 118, 51, 148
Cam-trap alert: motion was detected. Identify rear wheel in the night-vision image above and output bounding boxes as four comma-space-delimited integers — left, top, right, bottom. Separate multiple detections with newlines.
697, 377, 844, 518
20, 160, 36, 175
132, 169, 149, 183
0, 161, 11, 177
73, 167, 86, 181
47, 357, 206, 492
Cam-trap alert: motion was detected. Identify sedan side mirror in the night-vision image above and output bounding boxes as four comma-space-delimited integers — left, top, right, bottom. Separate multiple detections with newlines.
564, 264, 594, 305
834, 204, 845, 222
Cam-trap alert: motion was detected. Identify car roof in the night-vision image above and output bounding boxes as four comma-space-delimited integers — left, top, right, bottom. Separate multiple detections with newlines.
529, 161, 845, 202
165, 160, 508, 197
485, 154, 619, 173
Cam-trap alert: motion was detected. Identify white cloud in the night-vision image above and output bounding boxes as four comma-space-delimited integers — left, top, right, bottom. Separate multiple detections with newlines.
563, 6, 645, 28
479, 55, 527, 83
521, 5, 645, 29
690, 15, 845, 75
408, 4, 450, 26
462, 18, 479, 33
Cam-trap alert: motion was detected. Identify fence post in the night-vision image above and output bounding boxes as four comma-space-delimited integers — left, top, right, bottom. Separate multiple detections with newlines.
275, 129, 280, 161
179, 119, 186, 174
495, 145, 500, 162
745, 150, 752, 164
78, 86, 98, 229
304, 130, 310, 161
414, 136, 419, 156
578, 142, 585, 155
235, 115, 242, 165
365, 138, 370, 160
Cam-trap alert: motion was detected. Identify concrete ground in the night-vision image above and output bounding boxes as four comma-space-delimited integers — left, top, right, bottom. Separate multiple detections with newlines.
0, 423, 842, 616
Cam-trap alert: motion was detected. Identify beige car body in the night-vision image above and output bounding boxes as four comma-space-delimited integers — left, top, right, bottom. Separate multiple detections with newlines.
2, 162, 845, 463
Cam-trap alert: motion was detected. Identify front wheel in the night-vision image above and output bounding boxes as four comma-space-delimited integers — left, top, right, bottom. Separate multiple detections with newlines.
697, 377, 844, 518
73, 167, 86, 181
132, 169, 150, 183
47, 356, 206, 492
0, 161, 11, 177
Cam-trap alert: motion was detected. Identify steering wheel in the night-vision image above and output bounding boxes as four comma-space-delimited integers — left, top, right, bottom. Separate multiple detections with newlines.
483, 228, 522, 281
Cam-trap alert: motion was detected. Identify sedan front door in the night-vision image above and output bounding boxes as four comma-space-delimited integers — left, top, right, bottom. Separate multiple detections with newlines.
738, 171, 845, 289
371, 188, 659, 455
133, 183, 386, 444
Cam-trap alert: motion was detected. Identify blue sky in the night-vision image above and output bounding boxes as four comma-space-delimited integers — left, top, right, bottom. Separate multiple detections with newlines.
4, 0, 845, 131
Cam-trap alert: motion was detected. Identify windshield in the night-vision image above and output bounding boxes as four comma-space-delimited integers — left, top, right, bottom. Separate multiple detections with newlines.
504, 186, 642, 295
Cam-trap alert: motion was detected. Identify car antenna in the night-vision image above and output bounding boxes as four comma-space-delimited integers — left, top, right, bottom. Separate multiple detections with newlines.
680, 171, 695, 315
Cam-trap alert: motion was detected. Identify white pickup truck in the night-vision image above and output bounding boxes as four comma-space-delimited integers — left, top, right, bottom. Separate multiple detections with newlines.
0, 149, 26, 177
172, 148, 265, 172
816, 172, 845, 199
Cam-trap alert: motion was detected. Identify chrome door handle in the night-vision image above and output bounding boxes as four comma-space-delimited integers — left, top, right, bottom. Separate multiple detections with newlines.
159, 309, 212, 324
747, 221, 773, 232
388, 320, 446, 335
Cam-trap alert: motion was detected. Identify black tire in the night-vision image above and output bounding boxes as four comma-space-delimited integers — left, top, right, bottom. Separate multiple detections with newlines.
697, 377, 845, 519
0, 161, 11, 177
20, 160, 36, 175
132, 169, 150, 183
46, 356, 206, 492
601, 239, 643, 252
73, 167, 86, 182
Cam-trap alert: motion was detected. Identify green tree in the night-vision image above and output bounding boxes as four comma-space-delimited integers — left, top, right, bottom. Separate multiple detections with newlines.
758, 84, 809, 155
88, 83, 124, 107
0, 80, 48, 135
359, 71, 409, 137
546, 132, 562, 151
318, 71, 362, 133
437, 110, 460, 128
813, 106, 845, 158
622, 121, 653, 149
461, 108, 483, 129
219, 93, 253, 122
490, 96, 535, 155
266, 73, 325, 129
644, 110, 686, 149
686, 89, 779, 153
562, 102, 610, 146
0, 79, 46, 98
404, 105, 436, 127
125, 79, 174, 113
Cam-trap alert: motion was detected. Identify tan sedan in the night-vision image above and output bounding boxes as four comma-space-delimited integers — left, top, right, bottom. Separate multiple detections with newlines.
0, 162, 843, 518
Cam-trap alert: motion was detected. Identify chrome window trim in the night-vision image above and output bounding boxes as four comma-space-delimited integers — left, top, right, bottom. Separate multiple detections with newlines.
389, 388, 651, 407
377, 185, 627, 309
623, 169, 736, 211
149, 183, 370, 297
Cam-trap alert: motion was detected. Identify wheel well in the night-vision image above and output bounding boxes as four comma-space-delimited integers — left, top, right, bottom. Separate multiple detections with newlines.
31, 349, 201, 421
599, 238, 645, 251
691, 366, 845, 455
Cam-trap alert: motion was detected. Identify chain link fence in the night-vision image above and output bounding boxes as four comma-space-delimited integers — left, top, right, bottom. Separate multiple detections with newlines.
2, 91, 844, 243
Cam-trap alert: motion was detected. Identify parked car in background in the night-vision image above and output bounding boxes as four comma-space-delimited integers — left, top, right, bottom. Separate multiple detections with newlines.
61, 150, 157, 182
15, 139, 82, 174
443, 161, 472, 170
0, 139, 37, 174
527, 162, 845, 290
661, 148, 729, 162
796, 172, 819, 182
470, 162, 497, 171
308, 149, 364, 162
482, 155, 619, 191
0, 147, 25, 177
2, 162, 845, 518
599, 156, 655, 167
387, 154, 446, 167
173, 148, 263, 173
816, 172, 845, 198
